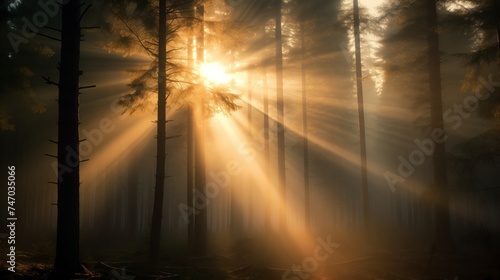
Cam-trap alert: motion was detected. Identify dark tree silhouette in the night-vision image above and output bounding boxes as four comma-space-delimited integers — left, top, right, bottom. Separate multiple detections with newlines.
103, 0, 187, 262
53, 0, 85, 275
379, 0, 455, 249
425, 0, 454, 251
149, 0, 168, 263
104, 0, 241, 258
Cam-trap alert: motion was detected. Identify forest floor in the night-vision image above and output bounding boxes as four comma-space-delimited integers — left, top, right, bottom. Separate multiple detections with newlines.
1, 232, 499, 279
1, 246, 498, 279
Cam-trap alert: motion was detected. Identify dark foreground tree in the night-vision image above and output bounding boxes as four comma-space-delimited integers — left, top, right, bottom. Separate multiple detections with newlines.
53, 0, 85, 275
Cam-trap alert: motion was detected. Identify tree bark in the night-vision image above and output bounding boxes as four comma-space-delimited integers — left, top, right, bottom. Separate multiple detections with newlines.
275, 0, 287, 233
194, 4, 208, 256
300, 17, 310, 230
353, 0, 369, 231
426, 0, 454, 251
53, 0, 83, 274
187, 6, 195, 254
262, 64, 271, 231
149, 0, 167, 262
247, 71, 253, 232
128, 158, 138, 239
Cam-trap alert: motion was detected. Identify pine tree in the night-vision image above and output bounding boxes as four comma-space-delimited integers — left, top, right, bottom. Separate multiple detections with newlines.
52, 0, 85, 274
103, 0, 241, 258
378, 0, 454, 250
448, 0, 500, 120
103, 0, 187, 262
353, 0, 369, 231
274, 0, 287, 233
425, 0, 454, 251
149, 0, 168, 262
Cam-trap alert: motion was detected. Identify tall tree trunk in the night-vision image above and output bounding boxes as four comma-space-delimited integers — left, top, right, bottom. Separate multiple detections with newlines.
275, 0, 287, 233
353, 0, 369, 231
229, 50, 240, 234
247, 71, 253, 231
149, 0, 167, 262
300, 13, 310, 230
194, 4, 208, 256
426, 0, 454, 251
54, 0, 83, 274
128, 157, 138, 239
187, 105, 195, 251
262, 64, 271, 231
187, 6, 195, 254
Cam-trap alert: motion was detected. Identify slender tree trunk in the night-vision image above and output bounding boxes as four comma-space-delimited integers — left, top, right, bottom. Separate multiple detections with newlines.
54, 0, 83, 274
194, 4, 208, 256
353, 0, 369, 231
187, 11, 195, 254
262, 64, 271, 231
128, 157, 138, 239
187, 106, 195, 251
300, 14, 310, 230
275, 0, 287, 233
149, 0, 167, 262
247, 71, 253, 231
426, 0, 454, 251
229, 50, 241, 234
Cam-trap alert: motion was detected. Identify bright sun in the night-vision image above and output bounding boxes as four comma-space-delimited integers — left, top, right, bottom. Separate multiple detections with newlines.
201, 62, 231, 85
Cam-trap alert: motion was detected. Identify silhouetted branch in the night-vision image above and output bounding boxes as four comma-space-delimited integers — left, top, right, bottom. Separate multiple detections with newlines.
79, 85, 96, 90
37, 32, 61, 41
106, 4, 156, 58
44, 26, 61, 32
42, 76, 59, 86
79, 4, 92, 23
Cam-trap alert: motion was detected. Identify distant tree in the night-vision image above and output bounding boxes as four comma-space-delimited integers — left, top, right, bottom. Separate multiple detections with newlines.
425, 0, 454, 251
224, 0, 272, 235
103, 0, 187, 262
445, 0, 500, 208
194, 3, 208, 257
378, 0, 454, 250
352, 0, 369, 231
274, 0, 287, 233
185, 0, 196, 255
104, 0, 240, 259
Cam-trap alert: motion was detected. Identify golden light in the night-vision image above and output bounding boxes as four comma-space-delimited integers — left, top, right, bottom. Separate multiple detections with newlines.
200, 62, 231, 85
